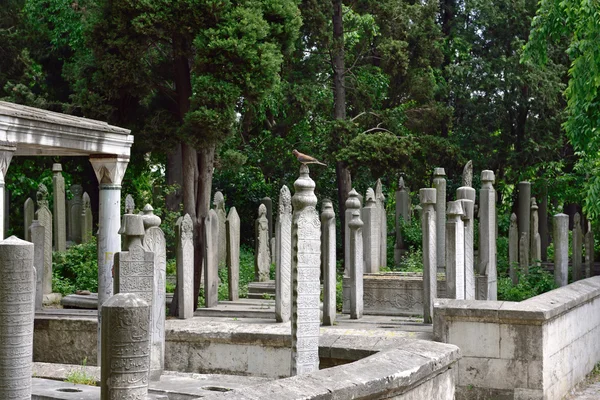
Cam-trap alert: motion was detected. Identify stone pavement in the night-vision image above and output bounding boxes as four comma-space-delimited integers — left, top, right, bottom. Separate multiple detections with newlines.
565, 381, 600, 399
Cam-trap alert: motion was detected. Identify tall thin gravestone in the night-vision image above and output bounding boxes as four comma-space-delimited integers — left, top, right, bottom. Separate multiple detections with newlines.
30, 220, 45, 311
420, 188, 437, 323
375, 179, 387, 268
446, 201, 465, 299
69, 184, 83, 244
509, 213, 519, 284
81, 192, 93, 243
255, 204, 271, 282
100, 293, 150, 400
517, 182, 531, 248
554, 214, 569, 287
213, 191, 227, 268
261, 197, 273, 240
462, 160, 473, 187
141, 204, 166, 381
176, 214, 194, 318
52, 163, 66, 252
125, 194, 135, 214
35, 184, 53, 295
395, 177, 410, 264
362, 188, 380, 273
290, 164, 321, 376
479, 170, 497, 300
344, 189, 361, 277
0, 236, 34, 400
519, 232, 529, 275
433, 168, 446, 273
530, 197, 541, 265
457, 186, 475, 299
538, 183, 549, 261
226, 208, 240, 301
572, 213, 583, 282
24, 197, 34, 242
204, 210, 219, 308
585, 222, 594, 277
348, 210, 364, 320
321, 199, 336, 326
275, 186, 292, 322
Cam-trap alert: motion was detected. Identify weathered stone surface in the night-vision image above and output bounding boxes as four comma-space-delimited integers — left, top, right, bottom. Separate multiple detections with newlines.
517, 181, 531, 245
420, 188, 437, 323
69, 184, 83, 244
362, 188, 380, 274
446, 201, 465, 299
291, 164, 321, 376
142, 205, 166, 381
479, 170, 497, 300
375, 179, 387, 269
176, 214, 194, 318
530, 197, 541, 265
275, 186, 292, 322
0, 142, 14, 241
573, 212, 583, 281
344, 189, 361, 277
52, 163, 66, 252
538, 183, 549, 261
24, 197, 34, 242
462, 160, 473, 187
213, 191, 227, 268
261, 197, 273, 240
585, 222, 594, 278
30, 220, 45, 311
433, 168, 446, 273
125, 194, 135, 214
519, 231, 529, 275
35, 183, 53, 295
321, 199, 336, 326
348, 210, 364, 320
255, 204, 271, 282
226, 208, 240, 302
395, 176, 410, 264
554, 213, 569, 287
204, 210, 219, 308
81, 192, 93, 243
457, 187, 476, 300
100, 293, 150, 400
509, 213, 519, 284
0, 236, 34, 400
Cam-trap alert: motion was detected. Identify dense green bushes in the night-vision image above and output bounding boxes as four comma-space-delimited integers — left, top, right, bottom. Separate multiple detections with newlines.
52, 238, 98, 296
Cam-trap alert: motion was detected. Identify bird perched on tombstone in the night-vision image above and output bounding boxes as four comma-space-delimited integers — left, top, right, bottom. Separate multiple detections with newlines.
292, 149, 327, 166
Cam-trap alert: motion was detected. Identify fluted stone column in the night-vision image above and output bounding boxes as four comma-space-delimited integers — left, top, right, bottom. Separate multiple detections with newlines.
0, 236, 34, 400
457, 186, 475, 299
89, 155, 129, 366
420, 188, 436, 323
52, 163, 66, 252
479, 170, 497, 300
0, 142, 15, 241
275, 185, 292, 323
321, 199, 336, 326
554, 214, 569, 287
291, 165, 321, 376
344, 189, 361, 277
446, 201, 465, 299
433, 168, 446, 273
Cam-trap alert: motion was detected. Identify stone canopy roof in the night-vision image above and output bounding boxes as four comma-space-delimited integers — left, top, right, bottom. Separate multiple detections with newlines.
0, 101, 133, 157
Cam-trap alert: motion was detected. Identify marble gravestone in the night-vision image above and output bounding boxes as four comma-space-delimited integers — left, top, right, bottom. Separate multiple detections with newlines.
204, 210, 219, 308
509, 213, 519, 284
35, 184, 53, 295
446, 201, 465, 300
433, 168, 446, 273
420, 188, 436, 323
24, 197, 34, 242
479, 170, 497, 300
517, 181, 531, 249
457, 186, 476, 299
226, 208, 240, 301
260, 197, 273, 241
176, 214, 194, 318
572, 213, 583, 282
275, 185, 292, 323
375, 179, 387, 268
348, 210, 364, 320
362, 188, 380, 274
81, 192, 93, 243
52, 163, 66, 252
530, 197, 541, 265
585, 222, 594, 278
321, 199, 336, 326
125, 194, 135, 214
213, 191, 227, 268
395, 177, 410, 264
554, 214, 569, 287
69, 184, 83, 244
344, 189, 362, 277
30, 220, 45, 311
255, 204, 271, 282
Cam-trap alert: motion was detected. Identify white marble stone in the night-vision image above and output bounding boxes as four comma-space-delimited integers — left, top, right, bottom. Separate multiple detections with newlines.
433, 168, 446, 273
479, 170, 497, 300
321, 199, 336, 326
24, 197, 34, 242
213, 191, 227, 268
457, 186, 476, 300
30, 220, 45, 311
35, 184, 53, 295
420, 188, 436, 323
204, 210, 219, 308
275, 186, 292, 323
446, 201, 465, 300
52, 163, 66, 251
226, 208, 240, 302
344, 189, 361, 277
255, 204, 271, 282
554, 214, 569, 287
177, 214, 195, 318
349, 210, 364, 320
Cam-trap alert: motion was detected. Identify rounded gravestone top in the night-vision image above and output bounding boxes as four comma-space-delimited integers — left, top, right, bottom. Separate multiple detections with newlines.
510, 213, 517, 223
345, 189, 361, 210
258, 203, 267, 217
1, 235, 33, 246
122, 214, 145, 236
365, 188, 375, 202
456, 186, 476, 201
574, 212, 581, 224
292, 164, 317, 209
321, 199, 335, 221
278, 185, 292, 215
142, 204, 161, 228
398, 176, 405, 189
419, 188, 437, 205
348, 210, 363, 229
433, 168, 446, 177
214, 191, 225, 207
447, 200, 464, 217
481, 170, 495, 183
103, 292, 149, 309
52, 163, 62, 172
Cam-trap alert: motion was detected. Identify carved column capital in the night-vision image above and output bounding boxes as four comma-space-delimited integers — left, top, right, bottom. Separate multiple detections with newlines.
0, 141, 16, 181
89, 155, 129, 186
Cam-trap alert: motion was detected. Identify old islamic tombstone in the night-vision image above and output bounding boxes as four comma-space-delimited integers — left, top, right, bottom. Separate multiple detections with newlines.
433, 168, 446, 273
81, 192, 93, 243
344, 189, 362, 277
572, 212, 583, 281
509, 213, 519, 284
375, 179, 387, 268
420, 188, 437, 323
35, 183, 53, 295
125, 194, 135, 214
255, 204, 271, 282
530, 197, 541, 265
226, 207, 240, 301
479, 170, 497, 300
275, 185, 292, 323
348, 210, 364, 320
69, 184, 83, 243
362, 188, 380, 274
446, 200, 465, 299
321, 199, 336, 326
52, 163, 66, 252
204, 209, 219, 308
213, 191, 227, 268
30, 220, 45, 311
585, 222, 594, 278
23, 197, 34, 242
554, 213, 569, 287
457, 185, 476, 299
176, 214, 194, 318
395, 176, 410, 264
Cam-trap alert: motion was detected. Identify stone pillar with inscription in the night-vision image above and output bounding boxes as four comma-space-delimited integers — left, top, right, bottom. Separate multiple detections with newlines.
89, 155, 128, 366
100, 293, 151, 400
52, 163, 66, 252
375, 179, 387, 269
226, 208, 240, 301
554, 214, 569, 287
176, 214, 194, 318
30, 220, 45, 311
348, 210, 364, 320
479, 170, 497, 300
344, 189, 361, 277
433, 168, 446, 274
457, 186, 476, 300
24, 198, 34, 242
255, 204, 271, 282
261, 197, 273, 241
0, 142, 15, 241
35, 184, 53, 295
519, 232, 529, 276
395, 177, 410, 265
572, 213, 583, 282
0, 236, 34, 400
585, 222, 594, 278
509, 213, 519, 284
275, 185, 292, 323
290, 164, 321, 376
530, 197, 541, 265
420, 188, 436, 324
204, 209, 219, 308
141, 204, 166, 381
321, 199, 336, 326
69, 184, 83, 244
362, 188, 380, 274
81, 192, 93, 244
213, 191, 227, 268
446, 201, 465, 300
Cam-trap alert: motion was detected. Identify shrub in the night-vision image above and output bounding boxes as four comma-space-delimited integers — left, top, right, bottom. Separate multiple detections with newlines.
497, 264, 557, 302
52, 238, 98, 296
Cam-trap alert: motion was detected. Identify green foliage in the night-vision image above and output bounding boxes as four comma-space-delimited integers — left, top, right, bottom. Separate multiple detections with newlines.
397, 248, 423, 272
65, 357, 96, 386
498, 265, 557, 302
52, 238, 98, 296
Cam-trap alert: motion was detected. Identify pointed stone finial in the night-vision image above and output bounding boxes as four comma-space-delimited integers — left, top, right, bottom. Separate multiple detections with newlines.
462, 160, 473, 187
345, 188, 361, 210
36, 183, 49, 208
375, 179, 385, 201
278, 185, 292, 215
292, 165, 317, 209
213, 191, 225, 209
125, 194, 135, 214
531, 197, 538, 210
366, 188, 375, 202
399, 176, 405, 190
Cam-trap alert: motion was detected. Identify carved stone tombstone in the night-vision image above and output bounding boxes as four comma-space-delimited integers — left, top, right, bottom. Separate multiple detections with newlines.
52, 163, 66, 252
255, 204, 271, 282
30, 220, 45, 311
420, 188, 437, 323
530, 197, 541, 265
275, 186, 292, 323
290, 165, 321, 376
204, 209, 219, 308
348, 210, 364, 320
362, 188, 380, 273
509, 213, 519, 284
81, 192, 93, 243
261, 197, 273, 240
176, 214, 194, 318
433, 168, 447, 273
100, 293, 150, 400
0, 237, 35, 400
479, 170, 497, 300
226, 208, 240, 301
375, 179, 387, 268
35, 184, 53, 295
517, 182, 531, 247
344, 189, 361, 277
395, 177, 410, 264
572, 213, 583, 282
141, 204, 166, 381
519, 232, 529, 275
321, 199, 336, 326
213, 191, 227, 268
457, 186, 476, 299
554, 214, 569, 287
585, 222, 594, 278
24, 197, 34, 242
69, 184, 83, 243
125, 194, 135, 214
462, 160, 473, 187
446, 201, 465, 299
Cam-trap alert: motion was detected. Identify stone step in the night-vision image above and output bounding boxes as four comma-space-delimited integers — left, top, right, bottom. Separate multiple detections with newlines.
247, 280, 276, 300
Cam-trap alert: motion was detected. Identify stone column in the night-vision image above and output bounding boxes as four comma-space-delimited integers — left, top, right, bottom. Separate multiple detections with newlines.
457, 186, 475, 299
433, 168, 446, 273
35, 184, 53, 295
0, 236, 34, 400
290, 165, 321, 376
0, 143, 15, 241
446, 201, 465, 299
554, 213, 569, 287
348, 210, 364, 320
176, 214, 194, 318
24, 198, 34, 242
261, 196, 273, 240
519, 232, 529, 275
213, 191, 227, 268
321, 199, 336, 326
141, 205, 166, 381
275, 186, 292, 323
204, 209, 219, 308
479, 170, 497, 300
52, 163, 66, 252
509, 213, 519, 284
517, 182, 531, 246
30, 220, 45, 311
538, 183, 549, 261
89, 155, 128, 366
572, 213, 583, 282
69, 184, 83, 244
420, 188, 436, 323
530, 197, 541, 265
100, 293, 150, 400
362, 188, 380, 274
375, 179, 387, 268
585, 222, 594, 278
344, 189, 361, 277
255, 204, 271, 282
395, 177, 410, 264
226, 208, 240, 301
81, 192, 93, 243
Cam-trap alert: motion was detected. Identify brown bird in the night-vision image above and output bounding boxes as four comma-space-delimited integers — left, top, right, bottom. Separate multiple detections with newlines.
292, 149, 327, 166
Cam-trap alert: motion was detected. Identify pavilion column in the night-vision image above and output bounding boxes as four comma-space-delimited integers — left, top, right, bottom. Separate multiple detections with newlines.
89, 155, 129, 365
0, 142, 16, 241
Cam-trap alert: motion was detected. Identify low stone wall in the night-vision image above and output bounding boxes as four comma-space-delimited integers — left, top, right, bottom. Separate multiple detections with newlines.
434, 276, 600, 400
